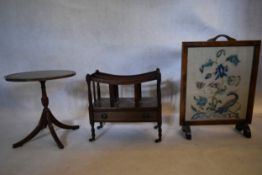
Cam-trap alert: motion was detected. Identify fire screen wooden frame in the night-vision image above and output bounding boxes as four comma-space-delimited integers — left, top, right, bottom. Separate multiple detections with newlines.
180, 34, 261, 139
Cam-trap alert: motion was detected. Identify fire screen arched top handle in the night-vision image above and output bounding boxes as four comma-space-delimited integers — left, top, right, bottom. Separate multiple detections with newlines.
207, 34, 236, 42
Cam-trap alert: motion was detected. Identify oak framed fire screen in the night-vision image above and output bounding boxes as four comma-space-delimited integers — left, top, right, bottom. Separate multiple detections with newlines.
180, 35, 261, 139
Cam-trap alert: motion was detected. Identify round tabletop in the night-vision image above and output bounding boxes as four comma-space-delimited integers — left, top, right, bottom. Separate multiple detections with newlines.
5, 70, 76, 82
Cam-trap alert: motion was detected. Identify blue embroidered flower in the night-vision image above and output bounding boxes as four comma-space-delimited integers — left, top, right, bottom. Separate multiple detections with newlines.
226, 55, 240, 66
215, 64, 228, 80
194, 96, 207, 108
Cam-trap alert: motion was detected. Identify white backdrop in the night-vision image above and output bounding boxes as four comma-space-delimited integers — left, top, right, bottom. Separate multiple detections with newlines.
0, 0, 262, 120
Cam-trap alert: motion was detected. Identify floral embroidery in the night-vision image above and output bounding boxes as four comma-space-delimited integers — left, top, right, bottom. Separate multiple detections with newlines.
199, 59, 214, 73
215, 64, 228, 80
226, 55, 240, 66
228, 76, 241, 86
196, 82, 205, 89
216, 49, 226, 58
205, 73, 212, 79
191, 49, 241, 120
194, 96, 207, 108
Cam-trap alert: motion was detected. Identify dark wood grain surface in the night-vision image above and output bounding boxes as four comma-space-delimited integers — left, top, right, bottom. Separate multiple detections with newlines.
5, 70, 76, 82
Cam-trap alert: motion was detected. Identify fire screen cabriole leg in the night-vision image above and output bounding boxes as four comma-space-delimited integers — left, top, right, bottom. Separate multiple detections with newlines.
235, 122, 251, 138
182, 124, 192, 140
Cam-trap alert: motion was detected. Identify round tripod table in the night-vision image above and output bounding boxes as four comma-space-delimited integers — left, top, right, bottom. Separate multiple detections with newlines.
5, 70, 80, 149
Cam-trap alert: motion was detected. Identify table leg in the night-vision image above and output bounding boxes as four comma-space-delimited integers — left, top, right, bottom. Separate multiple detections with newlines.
46, 110, 64, 149
49, 110, 79, 130
12, 81, 79, 149
12, 112, 47, 148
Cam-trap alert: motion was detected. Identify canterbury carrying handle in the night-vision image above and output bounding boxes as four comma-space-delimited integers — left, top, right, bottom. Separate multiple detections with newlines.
207, 34, 236, 41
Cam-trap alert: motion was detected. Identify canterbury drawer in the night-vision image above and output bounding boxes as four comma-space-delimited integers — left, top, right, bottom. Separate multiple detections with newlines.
93, 111, 158, 122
